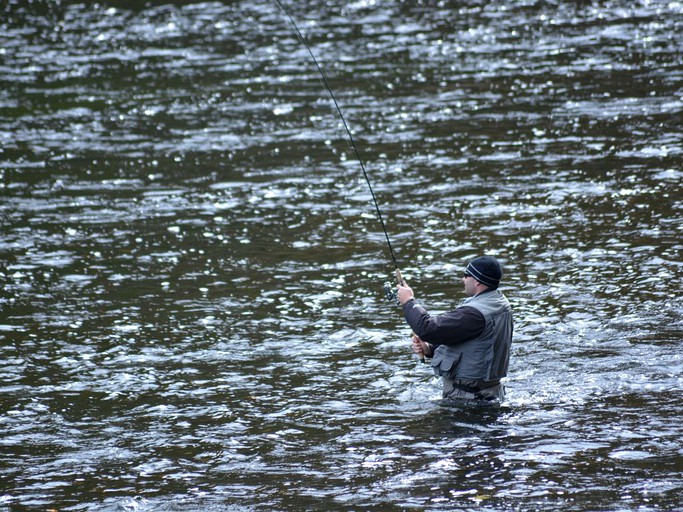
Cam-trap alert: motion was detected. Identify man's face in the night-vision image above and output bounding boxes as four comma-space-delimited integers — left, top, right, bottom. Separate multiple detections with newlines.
462, 272, 479, 296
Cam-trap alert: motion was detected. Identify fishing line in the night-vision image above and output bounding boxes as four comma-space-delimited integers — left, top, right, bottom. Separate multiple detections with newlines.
273, 0, 400, 274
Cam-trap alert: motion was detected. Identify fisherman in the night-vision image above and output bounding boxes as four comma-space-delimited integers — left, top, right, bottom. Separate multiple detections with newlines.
396, 255, 513, 403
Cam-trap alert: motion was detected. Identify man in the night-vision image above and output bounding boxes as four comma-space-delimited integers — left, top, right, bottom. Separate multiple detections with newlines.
396, 255, 513, 403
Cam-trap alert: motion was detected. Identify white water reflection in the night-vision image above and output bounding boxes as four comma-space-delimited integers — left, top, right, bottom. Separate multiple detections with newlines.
1, 0, 682, 511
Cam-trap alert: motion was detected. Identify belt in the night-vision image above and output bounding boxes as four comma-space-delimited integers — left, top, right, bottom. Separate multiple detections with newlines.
451, 380, 500, 393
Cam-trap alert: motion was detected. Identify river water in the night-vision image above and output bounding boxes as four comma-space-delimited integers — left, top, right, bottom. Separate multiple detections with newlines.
1, 0, 682, 510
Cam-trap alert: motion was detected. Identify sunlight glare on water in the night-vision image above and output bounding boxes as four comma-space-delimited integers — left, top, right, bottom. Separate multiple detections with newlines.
1, 0, 682, 510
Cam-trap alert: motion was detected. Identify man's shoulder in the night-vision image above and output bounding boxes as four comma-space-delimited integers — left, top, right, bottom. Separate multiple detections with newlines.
454, 305, 486, 320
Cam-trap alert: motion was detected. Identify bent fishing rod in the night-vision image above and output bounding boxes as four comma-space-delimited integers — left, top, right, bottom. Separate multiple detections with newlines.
273, 0, 404, 293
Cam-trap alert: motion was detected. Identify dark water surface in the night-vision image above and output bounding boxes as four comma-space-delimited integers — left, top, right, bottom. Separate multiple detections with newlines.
1, 0, 682, 510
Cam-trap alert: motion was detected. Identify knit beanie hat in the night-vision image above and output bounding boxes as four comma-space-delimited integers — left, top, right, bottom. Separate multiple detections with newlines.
465, 256, 502, 289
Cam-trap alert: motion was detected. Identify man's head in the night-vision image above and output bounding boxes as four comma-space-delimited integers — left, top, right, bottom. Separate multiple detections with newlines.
462, 256, 503, 295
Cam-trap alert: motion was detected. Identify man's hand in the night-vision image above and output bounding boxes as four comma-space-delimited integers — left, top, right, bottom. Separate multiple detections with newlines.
411, 334, 433, 358
396, 282, 414, 305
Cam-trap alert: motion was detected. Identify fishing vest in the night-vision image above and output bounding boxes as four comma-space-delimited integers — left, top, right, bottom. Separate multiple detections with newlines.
431, 290, 513, 382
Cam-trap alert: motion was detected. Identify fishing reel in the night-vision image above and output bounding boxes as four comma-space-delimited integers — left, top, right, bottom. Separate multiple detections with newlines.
384, 267, 406, 306
384, 268, 405, 305
384, 282, 399, 304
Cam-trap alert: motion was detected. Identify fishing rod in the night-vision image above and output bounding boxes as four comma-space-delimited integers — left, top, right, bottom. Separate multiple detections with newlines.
273, 0, 404, 295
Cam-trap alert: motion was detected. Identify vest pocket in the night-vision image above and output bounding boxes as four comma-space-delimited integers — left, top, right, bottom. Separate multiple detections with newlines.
431, 350, 462, 379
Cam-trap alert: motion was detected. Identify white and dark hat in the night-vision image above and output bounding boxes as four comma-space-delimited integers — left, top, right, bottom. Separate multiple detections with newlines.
465, 256, 503, 289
